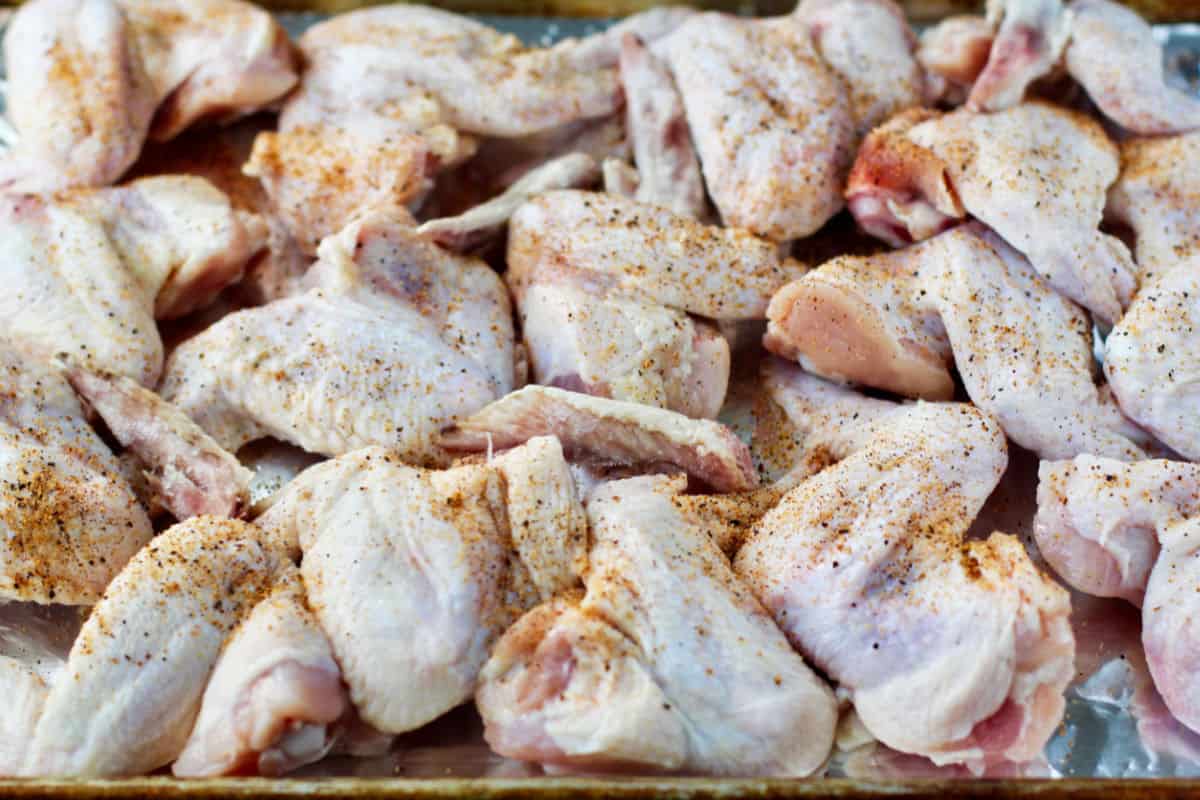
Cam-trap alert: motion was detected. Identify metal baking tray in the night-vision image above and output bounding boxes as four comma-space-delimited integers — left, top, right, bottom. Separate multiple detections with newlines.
2, 9, 1200, 800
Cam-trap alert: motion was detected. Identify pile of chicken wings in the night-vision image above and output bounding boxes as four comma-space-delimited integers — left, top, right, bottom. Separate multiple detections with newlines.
0, 0, 1198, 780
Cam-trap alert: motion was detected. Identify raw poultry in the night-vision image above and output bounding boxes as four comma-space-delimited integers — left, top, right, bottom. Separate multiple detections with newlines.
0, 0, 1198, 783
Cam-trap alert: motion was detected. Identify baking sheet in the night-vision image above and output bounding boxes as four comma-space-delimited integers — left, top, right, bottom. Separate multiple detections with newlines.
2, 10, 1200, 791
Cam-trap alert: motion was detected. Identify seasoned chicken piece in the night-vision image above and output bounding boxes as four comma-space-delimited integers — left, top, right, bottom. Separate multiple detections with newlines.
1034, 456, 1197, 606
518, 283, 730, 419
918, 16, 994, 105
847, 102, 1136, 326
1105, 258, 1200, 461
478, 475, 838, 776
418, 153, 599, 253
248, 6, 687, 252
617, 34, 707, 219
488, 437, 588, 602
0, 0, 295, 192
20, 517, 281, 777
63, 366, 252, 520
762, 357, 904, 457
737, 372, 1074, 770
764, 233, 954, 401
662, 13, 853, 240
173, 566, 348, 777
1106, 133, 1200, 285
128, 118, 313, 307
0, 0, 155, 193
767, 224, 1144, 460
441, 386, 758, 492
509, 191, 798, 321
966, 0, 1069, 112
0, 347, 152, 606
259, 441, 581, 736
794, 0, 925, 139
0, 176, 266, 386
160, 210, 514, 464
507, 190, 795, 416
1034, 456, 1200, 734
1064, 0, 1200, 135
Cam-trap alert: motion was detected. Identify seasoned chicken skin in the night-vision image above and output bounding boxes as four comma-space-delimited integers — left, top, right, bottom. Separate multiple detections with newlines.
662, 12, 854, 240
0, 0, 296, 192
847, 102, 1137, 326
1105, 257, 1200, 461
259, 440, 584, 736
478, 475, 838, 776
738, 362, 1074, 770
1035, 457, 1200, 734
19, 517, 281, 777
766, 224, 1146, 460
0, 176, 265, 386
794, 0, 925, 139
507, 190, 797, 416
0, 347, 151, 606
160, 210, 515, 463
1107, 133, 1200, 286
173, 566, 349, 778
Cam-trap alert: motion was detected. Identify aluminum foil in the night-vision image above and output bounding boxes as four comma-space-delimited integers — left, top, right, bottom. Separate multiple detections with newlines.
1, 11, 1199, 785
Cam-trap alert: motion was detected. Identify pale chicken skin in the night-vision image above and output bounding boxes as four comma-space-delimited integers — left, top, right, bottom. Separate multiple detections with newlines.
794, 0, 925, 140
441, 385, 759, 492
1064, 0, 1200, 135
173, 566, 349, 778
617, 33, 707, 219
1105, 257, 1200, 461
1035, 457, 1200, 734
0, 347, 152, 606
509, 191, 799, 321
63, 366, 252, 520
159, 210, 515, 464
259, 441, 584, 736
966, 0, 1069, 113
0, 0, 296, 192
1107, 133, 1200, 286
847, 102, 1137, 326
662, 13, 854, 240
247, 6, 687, 252
478, 475, 838, 776
18, 517, 281, 777
517, 283, 730, 419
737, 362, 1075, 770
0, 176, 266, 387
507, 190, 795, 416
766, 224, 1145, 460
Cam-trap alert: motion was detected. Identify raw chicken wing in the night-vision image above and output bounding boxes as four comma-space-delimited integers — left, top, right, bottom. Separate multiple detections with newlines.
173, 566, 349, 777
737, 362, 1074, 770
0, 347, 151, 605
441, 386, 758, 492
847, 102, 1136, 326
0, 176, 266, 386
478, 474, 838, 775
0, 0, 295, 192
19, 517, 281, 777
160, 210, 515, 464
662, 13, 853, 240
794, 0, 925, 139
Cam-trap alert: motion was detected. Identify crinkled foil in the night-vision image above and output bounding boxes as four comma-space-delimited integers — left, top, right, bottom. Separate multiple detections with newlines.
2, 13, 1200, 786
